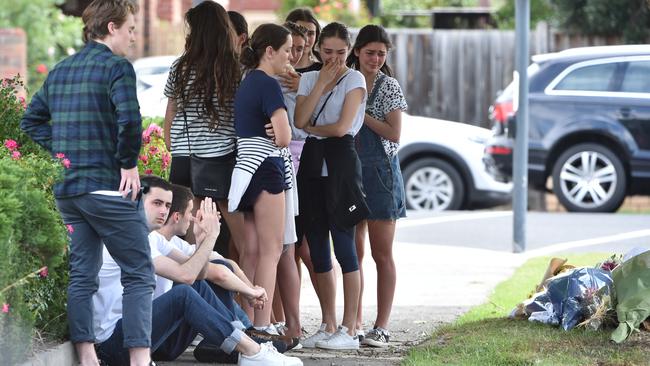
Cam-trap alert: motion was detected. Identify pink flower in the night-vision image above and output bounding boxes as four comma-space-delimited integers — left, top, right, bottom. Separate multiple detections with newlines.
66, 224, 74, 234
2, 303, 9, 313
146, 124, 163, 138
333, 1, 343, 9
148, 145, 159, 156
161, 152, 171, 169
18, 96, 26, 109
144, 169, 153, 175
36, 64, 48, 74
55, 152, 65, 159
39, 267, 48, 278
139, 154, 149, 165
142, 135, 151, 145
11, 150, 21, 160
62, 158, 71, 169
314, 5, 321, 13
4, 139, 18, 151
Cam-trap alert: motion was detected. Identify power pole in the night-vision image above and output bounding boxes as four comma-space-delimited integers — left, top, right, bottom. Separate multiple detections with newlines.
513, 0, 530, 253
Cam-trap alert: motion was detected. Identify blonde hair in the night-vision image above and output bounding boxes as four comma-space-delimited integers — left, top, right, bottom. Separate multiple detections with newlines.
82, 0, 138, 43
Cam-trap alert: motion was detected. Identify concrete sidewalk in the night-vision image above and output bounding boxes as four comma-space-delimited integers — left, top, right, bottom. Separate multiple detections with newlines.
24, 214, 526, 366
160, 240, 525, 365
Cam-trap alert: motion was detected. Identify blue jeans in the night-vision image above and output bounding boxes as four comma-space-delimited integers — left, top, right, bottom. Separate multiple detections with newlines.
207, 259, 253, 329
97, 282, 245, 365
55, 194, 155, 347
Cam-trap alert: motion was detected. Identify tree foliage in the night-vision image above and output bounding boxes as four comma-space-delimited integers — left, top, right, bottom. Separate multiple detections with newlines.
0, 0, 83, 94
495, 0, 650, 42
550, 0, 650, 42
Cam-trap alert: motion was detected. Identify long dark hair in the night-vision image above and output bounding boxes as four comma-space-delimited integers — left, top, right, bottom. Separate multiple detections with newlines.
171, 1, 240, 131
318, 21, 351, 48
227, 10, 248, 38
347, 24, 394, 77
285, 7, 321, 61
240, 23, 290, 70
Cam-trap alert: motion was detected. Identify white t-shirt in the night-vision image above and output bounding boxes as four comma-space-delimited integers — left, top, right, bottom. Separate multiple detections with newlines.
297, 69, 367, 140
149, 231, 177, 299
92, 233, 168, 343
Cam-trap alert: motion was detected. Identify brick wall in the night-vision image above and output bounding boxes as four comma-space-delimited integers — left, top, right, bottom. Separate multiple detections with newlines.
0, 28, 27, 97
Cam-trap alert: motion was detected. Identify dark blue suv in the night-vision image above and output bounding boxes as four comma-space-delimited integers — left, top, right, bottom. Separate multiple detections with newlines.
483, 45, 650, 212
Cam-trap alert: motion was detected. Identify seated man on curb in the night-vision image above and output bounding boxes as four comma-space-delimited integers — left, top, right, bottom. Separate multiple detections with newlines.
153, 184, 277, 362
93, 175, 303, 366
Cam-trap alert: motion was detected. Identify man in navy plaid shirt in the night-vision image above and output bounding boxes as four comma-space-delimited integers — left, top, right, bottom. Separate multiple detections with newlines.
20, 1, 155, 365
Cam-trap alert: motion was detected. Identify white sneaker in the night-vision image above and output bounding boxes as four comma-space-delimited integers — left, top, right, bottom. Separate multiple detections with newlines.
301, 324, 333, 348
315, 325, 359, 350
190, 333, 204, 346
239, 342, 303, 366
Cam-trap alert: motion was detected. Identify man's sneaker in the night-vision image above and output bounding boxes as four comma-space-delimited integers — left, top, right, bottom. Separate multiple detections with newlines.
361, 327, 390, 348
239, 341, 303, 366
191, 333, 204, 347
315, 325, 359, 350
193, 342, 239, 364
300, 324, 333, 348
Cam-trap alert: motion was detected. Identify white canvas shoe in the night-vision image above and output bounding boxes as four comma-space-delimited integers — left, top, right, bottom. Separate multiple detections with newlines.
301, 324, 333, 348
239, 342, 303, 366
315, 325, 359, 350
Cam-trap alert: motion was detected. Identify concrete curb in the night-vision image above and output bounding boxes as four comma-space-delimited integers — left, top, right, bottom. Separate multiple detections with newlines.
20, 341, 77, 366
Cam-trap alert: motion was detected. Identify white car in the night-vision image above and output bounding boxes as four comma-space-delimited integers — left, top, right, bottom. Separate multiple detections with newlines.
133, 57, 512, 211
133, 55, 177, 118
399, 115, 512, 211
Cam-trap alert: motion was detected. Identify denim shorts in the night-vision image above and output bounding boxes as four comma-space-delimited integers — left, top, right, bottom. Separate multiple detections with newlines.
361, 155, 406, 220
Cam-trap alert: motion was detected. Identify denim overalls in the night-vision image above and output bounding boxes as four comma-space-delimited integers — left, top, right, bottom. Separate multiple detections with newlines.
355, 74, 407, 220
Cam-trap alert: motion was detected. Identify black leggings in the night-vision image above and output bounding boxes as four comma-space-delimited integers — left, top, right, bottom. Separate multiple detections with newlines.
305, 177, 359, 274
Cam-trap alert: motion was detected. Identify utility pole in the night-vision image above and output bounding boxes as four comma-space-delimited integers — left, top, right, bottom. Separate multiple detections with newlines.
513, 0, 530, 253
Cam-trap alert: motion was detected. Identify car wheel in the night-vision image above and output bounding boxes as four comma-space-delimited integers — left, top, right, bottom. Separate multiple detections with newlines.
402, 157, 464, 211
551, 143, 626, 212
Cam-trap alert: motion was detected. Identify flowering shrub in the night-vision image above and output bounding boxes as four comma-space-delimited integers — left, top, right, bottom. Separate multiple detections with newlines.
139, 117, 170, 179
0, 77, 70, 363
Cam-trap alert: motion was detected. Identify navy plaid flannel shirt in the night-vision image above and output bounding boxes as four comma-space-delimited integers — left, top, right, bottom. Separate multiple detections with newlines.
21, 41, 142, 198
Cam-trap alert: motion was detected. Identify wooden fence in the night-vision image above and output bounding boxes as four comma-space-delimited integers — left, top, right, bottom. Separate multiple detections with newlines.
380, 23, 628, 128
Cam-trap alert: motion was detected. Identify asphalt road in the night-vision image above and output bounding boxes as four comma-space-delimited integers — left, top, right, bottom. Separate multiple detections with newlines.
398, 210, 650, 256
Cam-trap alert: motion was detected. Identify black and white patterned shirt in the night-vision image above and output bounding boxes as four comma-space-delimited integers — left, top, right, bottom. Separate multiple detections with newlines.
366, 71, 408, 157
163, 59, 236, 157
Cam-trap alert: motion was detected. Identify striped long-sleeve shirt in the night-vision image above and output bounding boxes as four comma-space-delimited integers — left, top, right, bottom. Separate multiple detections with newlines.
21, 41, 142, 198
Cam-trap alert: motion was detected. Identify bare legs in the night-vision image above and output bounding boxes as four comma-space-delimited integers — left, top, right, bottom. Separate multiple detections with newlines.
277, 244, 302, 337
248, 191, 285, 327
354, 219, 397, 330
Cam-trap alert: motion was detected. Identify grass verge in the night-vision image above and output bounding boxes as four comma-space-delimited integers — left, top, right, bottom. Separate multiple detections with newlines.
404, 253, 650, 366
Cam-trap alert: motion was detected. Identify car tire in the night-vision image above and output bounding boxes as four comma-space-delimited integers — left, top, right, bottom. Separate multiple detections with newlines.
402, 157, 464, 211
551, 143, 626, 212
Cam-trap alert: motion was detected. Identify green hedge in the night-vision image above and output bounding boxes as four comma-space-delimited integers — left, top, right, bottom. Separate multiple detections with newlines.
0, 77, 69, 364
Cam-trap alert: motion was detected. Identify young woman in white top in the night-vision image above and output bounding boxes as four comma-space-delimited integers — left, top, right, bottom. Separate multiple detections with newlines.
347, 24, 408, 348
294, 21, 368, 350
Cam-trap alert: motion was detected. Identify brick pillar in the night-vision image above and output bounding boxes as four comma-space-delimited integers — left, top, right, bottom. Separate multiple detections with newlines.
0, 28, 27, 98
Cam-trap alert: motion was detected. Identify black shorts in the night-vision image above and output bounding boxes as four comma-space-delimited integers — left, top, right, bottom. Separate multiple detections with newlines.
169, 153, 235, 200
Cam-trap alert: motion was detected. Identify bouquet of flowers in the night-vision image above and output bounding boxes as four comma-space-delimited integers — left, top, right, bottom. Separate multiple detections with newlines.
138, 122, 170, 179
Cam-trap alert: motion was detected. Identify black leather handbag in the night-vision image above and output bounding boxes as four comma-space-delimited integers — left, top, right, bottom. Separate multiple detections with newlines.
183, 110, 234, 199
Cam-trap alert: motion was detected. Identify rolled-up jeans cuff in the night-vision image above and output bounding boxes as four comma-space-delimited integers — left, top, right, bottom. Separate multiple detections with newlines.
231, 320, 246, 331
220, 328, 244, 354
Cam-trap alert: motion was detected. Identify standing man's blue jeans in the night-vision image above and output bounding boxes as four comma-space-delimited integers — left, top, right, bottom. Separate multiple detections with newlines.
97, 282, 245, 364
56, 194, 155, 348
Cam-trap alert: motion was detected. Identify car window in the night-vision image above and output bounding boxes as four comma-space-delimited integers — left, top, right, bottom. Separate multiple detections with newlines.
553, 63, 618, 92
620, 61, 650, 93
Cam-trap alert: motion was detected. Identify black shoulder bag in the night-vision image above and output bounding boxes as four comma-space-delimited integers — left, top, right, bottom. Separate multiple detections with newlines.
183, 110, 234, 199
